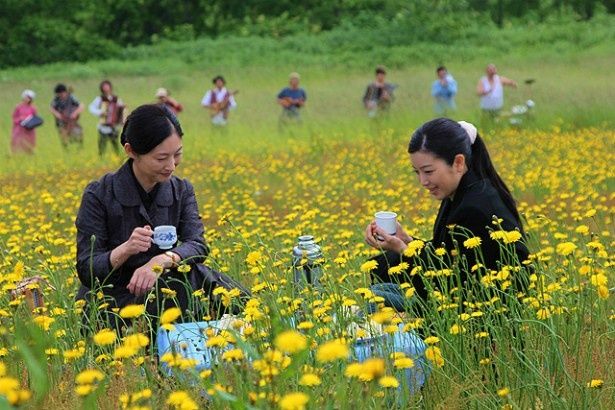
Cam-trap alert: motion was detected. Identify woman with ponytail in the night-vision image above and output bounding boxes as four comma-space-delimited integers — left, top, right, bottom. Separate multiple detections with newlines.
364, 118, 529, 311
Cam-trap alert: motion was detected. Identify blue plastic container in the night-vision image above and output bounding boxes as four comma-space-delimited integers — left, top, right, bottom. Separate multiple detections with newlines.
353, 323, 429, 393
156, 321, 233, 374
157, 321, 429, 393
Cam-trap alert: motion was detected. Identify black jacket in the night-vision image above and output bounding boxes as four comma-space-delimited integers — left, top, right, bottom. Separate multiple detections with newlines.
373, 169, 529, 287
416, 168, 529, 277
75, 160, 208, 296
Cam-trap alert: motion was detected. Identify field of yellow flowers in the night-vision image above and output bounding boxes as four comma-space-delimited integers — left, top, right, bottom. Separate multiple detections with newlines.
0, 126, 613, 409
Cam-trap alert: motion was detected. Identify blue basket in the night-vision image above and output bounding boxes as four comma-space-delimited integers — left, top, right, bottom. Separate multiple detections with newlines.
352, 323, 429, 393
156, 321, 233, 374
157, 321, 429, 392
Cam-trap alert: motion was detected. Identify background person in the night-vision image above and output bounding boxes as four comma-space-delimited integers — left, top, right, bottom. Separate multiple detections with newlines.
363, 65, 395, 118
201, 75, 237, 126
364, 118, 529, 313
431, 66, 458, 115
277, 72, 307, 125
50, 83, 84, 148
155, 88, 183, 115
11, 90, 38, 155
89, 80, 125, 156
477, 63, 517, 118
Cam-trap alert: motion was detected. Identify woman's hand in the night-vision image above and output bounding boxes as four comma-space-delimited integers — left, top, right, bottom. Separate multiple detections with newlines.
364, 221, 411, 254
127, 254, 167, 296
109, 225, 153, 269
123, 225, 153, 256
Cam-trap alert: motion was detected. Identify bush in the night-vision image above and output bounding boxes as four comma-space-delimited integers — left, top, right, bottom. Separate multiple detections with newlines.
0, 17, 119, 69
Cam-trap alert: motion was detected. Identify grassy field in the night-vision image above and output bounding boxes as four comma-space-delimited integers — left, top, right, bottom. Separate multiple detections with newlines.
0, 29, 614, 409
1, 41, 614, 174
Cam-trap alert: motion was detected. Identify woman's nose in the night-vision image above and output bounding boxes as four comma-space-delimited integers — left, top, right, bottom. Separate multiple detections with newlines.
419, 174, 429, 186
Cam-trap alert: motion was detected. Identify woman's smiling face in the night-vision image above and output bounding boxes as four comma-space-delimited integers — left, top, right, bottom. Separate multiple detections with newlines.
129, 132, 183, 189
410, 151, 466, 200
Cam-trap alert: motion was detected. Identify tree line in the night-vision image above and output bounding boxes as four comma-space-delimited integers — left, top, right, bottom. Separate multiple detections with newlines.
1, 0, 612, 69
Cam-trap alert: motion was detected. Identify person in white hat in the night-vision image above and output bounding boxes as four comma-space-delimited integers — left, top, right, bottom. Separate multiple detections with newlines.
277, 72, 307, 128
11, 90, 40, 154
155, 87, 183, 115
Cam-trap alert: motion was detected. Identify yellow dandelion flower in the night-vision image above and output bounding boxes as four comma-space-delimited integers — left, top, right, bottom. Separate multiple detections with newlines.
177, 264, 191, 273
75, 384, 94, 396
536, 308, 551, 320
75, 369, 105, 385
425, 346, 444, 368
586, 379, 603, 388
123, 333, 149, 348
423, 336, 440, 345
221, 348, 244, 362
360, 260, 378, 273
463, 237, 482, 249
556, 242, 577, 256
119, 304, 145, 319
93, 329, 116, 346
279, 392, 309, 410
299, 373, 321, 386
378, 376, 399, 388
316, 339, 349, 362
449, 324, 467, 335
166, 391, 198, 410
245, 251, 263, 266
113, 345, 138, 359
160, 307, 182, 324
274, 330, 307, 354
394, 357, 414, 369
497, 387, 510, 397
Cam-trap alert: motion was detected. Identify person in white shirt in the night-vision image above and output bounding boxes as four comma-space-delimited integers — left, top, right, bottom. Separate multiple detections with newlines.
89, 80, 125, 155
201, 76, 237, 126
476, 64, 517, 118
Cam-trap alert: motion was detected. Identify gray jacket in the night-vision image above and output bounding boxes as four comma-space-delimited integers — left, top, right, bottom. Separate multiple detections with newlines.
75, 160, 208, 296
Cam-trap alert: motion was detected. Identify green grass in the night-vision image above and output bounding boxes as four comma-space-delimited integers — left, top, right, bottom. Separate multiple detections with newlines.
1, 42, 614, 176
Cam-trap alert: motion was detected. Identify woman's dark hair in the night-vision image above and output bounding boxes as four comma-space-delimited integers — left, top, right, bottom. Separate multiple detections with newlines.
375, 65, 387, 75
54, 83, 67, 93
120, 104, 183, 155
212, 75, 225, 84
99, 80, 112, 94
409, 118, 523, 231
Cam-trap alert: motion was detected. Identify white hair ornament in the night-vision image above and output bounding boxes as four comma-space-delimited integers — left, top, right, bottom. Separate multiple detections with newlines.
458, 121, 477, 145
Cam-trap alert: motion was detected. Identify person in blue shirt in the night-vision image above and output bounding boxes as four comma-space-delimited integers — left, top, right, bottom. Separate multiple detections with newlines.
277, 72, 306, 126
431, 66, 458, 115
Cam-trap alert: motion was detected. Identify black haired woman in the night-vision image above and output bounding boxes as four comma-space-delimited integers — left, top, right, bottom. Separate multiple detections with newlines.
75, 104, 247, 333
364, 118, 529, 312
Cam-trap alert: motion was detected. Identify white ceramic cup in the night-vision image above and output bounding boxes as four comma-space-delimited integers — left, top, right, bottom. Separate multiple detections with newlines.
374, 211, 397, 235
152, 225, 177, 250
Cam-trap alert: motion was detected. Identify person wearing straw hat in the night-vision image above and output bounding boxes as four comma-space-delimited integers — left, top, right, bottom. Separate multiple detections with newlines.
277, 72, 307, 127
11, 90, 39, 154
155, 88, 183, 116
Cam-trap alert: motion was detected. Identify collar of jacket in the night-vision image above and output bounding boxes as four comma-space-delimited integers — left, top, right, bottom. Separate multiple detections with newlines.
449, 168, 483, 206
112, 160, 176, 207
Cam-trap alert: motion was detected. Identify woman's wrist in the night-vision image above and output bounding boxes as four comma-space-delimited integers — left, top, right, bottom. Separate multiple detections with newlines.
110, 243, 129, 268
152, 252, 179, 269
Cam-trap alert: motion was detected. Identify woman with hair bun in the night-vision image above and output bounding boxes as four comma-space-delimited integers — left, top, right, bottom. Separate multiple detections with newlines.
75, 104, 248, 333
364, 118, 529, 312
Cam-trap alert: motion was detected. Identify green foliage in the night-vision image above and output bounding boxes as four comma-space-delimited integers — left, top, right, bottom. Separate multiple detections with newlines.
0, 0, 613, 68
0, 16, 119, 68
